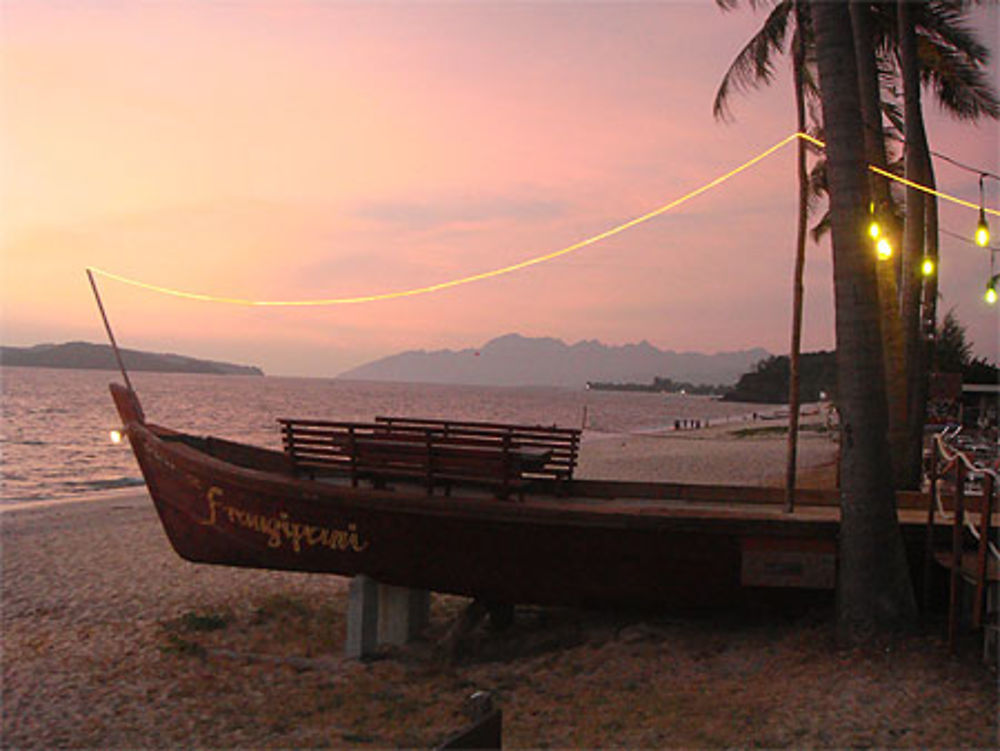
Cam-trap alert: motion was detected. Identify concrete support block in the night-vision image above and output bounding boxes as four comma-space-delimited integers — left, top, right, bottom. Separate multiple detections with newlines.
377, 584, 430, 646
345, 575, 379, 659
345, 576, 430, 658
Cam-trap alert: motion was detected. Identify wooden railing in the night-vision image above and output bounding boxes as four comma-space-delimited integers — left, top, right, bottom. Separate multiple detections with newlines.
924, 428, 998, 655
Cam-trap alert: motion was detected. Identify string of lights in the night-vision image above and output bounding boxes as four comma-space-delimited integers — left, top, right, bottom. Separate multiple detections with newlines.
88, 131, 997, 307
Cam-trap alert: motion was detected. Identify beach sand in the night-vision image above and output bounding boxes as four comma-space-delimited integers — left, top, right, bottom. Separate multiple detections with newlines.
2, 425, 996, 748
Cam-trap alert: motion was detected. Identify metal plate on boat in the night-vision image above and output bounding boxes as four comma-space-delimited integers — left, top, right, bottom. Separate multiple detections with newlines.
740, 537, 836, 589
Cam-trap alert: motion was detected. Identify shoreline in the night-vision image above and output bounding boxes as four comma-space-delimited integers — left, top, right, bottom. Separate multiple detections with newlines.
0, 487, 151, 514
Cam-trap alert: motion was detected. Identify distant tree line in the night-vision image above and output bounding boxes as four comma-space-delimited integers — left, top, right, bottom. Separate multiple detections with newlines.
933, 310, 999, 385
586, 377, 728, 396
721, 313, 997, 405
723, 351, 837, 404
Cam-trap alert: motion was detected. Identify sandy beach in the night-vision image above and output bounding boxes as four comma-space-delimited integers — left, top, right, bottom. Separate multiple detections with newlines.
2, 424, 996, 749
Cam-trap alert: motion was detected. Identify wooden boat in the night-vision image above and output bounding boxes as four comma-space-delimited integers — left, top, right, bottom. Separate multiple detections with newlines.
111, 383, 931, 609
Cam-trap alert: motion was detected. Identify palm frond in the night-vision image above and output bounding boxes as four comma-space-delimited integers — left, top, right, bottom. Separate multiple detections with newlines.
918, 37, 1000, 120
714, 0, 781, 12
712, 1, 793, 121
810, 212, 830, 244
918, 1, 992, 66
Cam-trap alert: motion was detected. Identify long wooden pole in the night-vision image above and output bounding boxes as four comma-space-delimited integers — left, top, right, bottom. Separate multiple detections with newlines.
922, 438, 939, 613
784, 6, 809, 515
972, 473, 994, 630
86, 268, 136, 395
948, 459, 966, 653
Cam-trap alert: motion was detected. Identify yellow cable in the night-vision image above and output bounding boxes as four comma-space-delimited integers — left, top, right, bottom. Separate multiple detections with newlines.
799, 133, 1000, 217
88, 131, 997, 307
869, 164, 1000, 217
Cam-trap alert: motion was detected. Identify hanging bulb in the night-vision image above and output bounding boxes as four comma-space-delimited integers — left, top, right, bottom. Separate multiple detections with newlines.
877, 237, 893, 260
921, 257, 935, 277
986, 277, 998, 305
867, 200, 881, 239
975, 208, 990, 247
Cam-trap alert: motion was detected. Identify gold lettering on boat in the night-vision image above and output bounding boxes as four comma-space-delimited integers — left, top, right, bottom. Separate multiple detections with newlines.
199, 487, 369, 554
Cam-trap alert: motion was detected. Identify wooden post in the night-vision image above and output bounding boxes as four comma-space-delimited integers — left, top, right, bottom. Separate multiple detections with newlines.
922, 438, 939, 612
501, 432, 512, 501
973, 473, 995, 629
425, 429, 434, 495
438, 691, 502, 750
948, 460, 966, 653
348, 426, 358, 488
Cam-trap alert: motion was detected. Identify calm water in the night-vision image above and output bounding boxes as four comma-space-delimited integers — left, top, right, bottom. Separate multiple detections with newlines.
0, 367, 767, 504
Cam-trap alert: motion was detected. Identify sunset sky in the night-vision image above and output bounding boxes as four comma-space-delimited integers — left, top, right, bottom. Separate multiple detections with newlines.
2, 1, 997, 377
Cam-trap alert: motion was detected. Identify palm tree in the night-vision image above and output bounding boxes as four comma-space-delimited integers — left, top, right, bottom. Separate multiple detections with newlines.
844, 0, 996, 487
890, 0, 998, 488
850, 0, 910, 489
898, 0, 933, 492
712, 0, 818, 510
715, 0, 998, 492
811, 0, 917, 644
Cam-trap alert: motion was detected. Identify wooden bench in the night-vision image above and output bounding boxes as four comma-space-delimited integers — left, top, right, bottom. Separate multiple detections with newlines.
374, 416, 581, 488
278, 419, 551, 499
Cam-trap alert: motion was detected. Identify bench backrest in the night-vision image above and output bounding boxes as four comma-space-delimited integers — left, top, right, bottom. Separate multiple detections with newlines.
278, 416, 580, 493
278, 419, 534, 494
374, 416, 581, 480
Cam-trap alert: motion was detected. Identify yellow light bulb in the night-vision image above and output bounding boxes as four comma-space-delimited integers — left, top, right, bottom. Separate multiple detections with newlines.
921, 257, 935, 276
986, 285, 998, 305
868, 220, 881, 239
109, 429, 123, 445
975, 218, 990, 247
876, 238, 893, 260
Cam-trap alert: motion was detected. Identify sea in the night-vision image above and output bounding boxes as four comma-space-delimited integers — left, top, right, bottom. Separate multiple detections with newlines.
0, 366, 771, 505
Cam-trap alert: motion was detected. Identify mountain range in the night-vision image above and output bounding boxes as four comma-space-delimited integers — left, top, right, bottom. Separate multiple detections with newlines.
1, 342, 264, 376
338, 334, 769, 388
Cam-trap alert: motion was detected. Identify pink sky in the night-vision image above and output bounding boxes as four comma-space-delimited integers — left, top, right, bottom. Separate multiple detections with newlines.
2, 1, 996, 377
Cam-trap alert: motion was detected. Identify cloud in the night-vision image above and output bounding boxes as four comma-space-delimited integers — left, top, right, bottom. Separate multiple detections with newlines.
351, 194, 567, 232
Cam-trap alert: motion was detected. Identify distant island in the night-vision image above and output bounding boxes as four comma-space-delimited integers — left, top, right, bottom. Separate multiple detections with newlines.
0, 342, 264, 376
338, 333, 769, 388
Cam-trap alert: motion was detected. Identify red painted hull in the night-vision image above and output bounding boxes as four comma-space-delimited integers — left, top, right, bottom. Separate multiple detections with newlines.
111, 384, 843, 609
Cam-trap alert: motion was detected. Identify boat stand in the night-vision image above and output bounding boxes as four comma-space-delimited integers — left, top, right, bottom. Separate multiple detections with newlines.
345, 575, 430, 659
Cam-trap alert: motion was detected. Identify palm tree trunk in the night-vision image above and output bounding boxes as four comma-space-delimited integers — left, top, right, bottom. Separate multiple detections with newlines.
898, 0, 930, 490
785, 2, 809, 513
849, 0, 909, 488
811, 0, 917, 644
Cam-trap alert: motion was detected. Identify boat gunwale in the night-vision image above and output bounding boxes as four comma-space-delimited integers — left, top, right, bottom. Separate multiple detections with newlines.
129, 420, 855, 538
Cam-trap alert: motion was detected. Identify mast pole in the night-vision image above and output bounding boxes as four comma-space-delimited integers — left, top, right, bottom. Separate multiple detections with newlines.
86, 268, 136, 395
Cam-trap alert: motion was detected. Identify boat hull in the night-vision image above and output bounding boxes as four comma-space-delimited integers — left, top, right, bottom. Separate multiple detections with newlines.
112, 384, 842, 609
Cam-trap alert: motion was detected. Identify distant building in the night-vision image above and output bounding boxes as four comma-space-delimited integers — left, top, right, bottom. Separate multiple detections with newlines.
962, 383, 999, 431
928, 374, 998, 431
